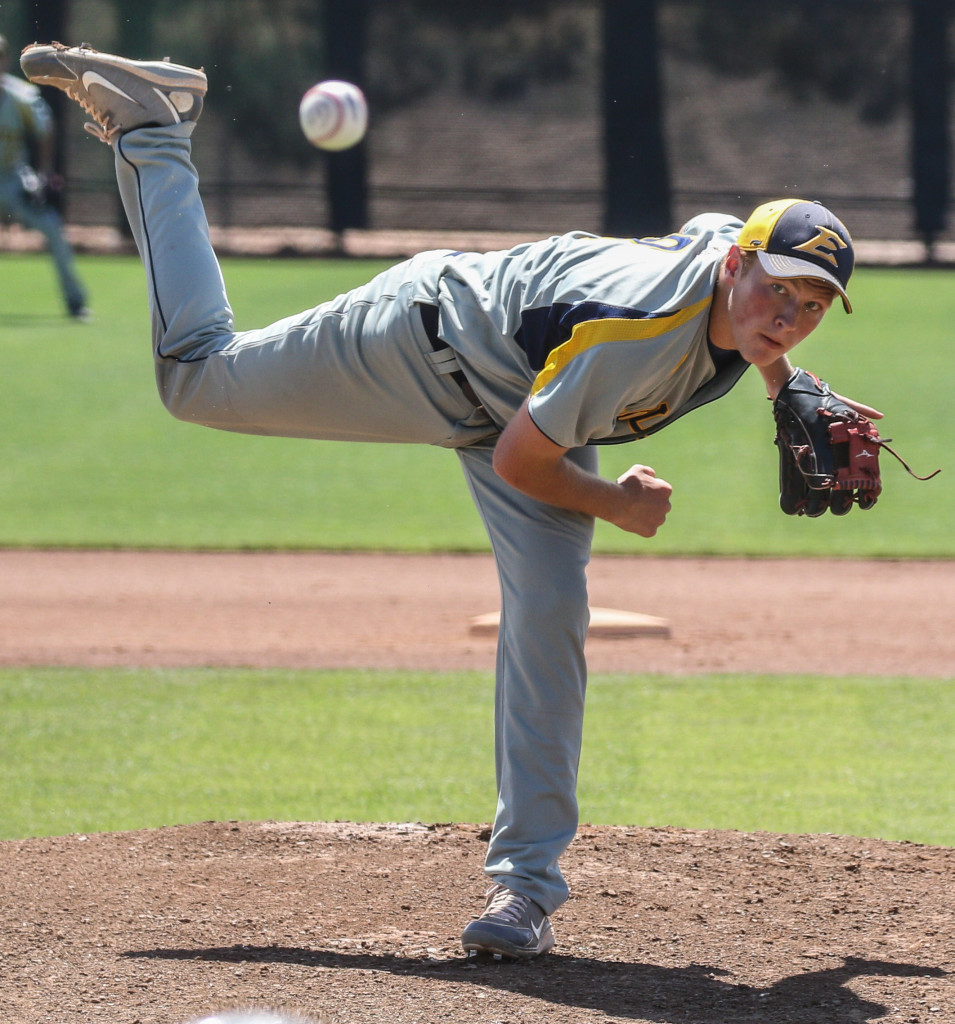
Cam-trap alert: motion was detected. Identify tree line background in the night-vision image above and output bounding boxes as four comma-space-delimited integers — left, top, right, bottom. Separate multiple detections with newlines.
1, 0, 952, 250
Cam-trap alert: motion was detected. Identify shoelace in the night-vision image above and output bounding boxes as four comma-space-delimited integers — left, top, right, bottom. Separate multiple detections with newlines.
83, 121, 119, 145
483, 887, 533, 925
40, 43, 120, 145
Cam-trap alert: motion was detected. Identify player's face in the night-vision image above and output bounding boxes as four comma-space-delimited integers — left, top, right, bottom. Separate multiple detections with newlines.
720, 257, 835, 367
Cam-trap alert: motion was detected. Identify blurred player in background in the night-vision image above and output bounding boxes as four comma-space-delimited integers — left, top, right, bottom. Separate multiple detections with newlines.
22, 41, 881, 962
0, 34, 89, 320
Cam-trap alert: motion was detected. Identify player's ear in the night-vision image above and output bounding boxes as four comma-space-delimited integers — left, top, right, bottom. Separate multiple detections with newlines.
724, 244, 742, 278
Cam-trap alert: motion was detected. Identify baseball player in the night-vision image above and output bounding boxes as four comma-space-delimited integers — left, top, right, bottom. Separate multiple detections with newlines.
0, 34, 89, 319
21, 41, 880, 960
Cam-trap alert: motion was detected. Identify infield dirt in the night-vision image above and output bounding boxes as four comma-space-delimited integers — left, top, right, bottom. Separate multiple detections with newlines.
1, 550, 952, 1024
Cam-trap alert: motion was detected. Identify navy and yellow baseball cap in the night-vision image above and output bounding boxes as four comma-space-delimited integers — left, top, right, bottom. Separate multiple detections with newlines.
738, 198, 854, 313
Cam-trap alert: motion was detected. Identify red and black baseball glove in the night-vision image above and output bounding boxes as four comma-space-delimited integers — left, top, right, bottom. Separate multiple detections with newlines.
772, 368, 938, 517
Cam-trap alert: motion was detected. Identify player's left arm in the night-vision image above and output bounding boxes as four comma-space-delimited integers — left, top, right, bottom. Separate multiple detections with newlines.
757, 355, 884, 419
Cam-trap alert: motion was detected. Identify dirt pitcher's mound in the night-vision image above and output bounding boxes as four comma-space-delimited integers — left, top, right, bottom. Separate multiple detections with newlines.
1, 820, 952, 1024
2, 550, 953, 1023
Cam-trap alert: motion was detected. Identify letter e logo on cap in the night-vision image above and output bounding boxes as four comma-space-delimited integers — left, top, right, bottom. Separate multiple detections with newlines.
793, 227, 849, 268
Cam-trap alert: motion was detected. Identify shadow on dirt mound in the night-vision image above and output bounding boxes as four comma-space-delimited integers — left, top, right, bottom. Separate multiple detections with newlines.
2, 821, 952, 1023
124, 944, 947, 1023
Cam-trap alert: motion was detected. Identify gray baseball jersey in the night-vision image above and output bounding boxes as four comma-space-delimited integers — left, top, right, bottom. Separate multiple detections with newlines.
412, 219, 749, 447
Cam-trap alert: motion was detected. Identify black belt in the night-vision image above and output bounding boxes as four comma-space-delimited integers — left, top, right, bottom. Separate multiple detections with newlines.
419, 303, 481, 408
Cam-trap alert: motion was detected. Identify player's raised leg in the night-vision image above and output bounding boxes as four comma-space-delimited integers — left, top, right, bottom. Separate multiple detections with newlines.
111, 125, 236, 372
22, 42, 494, 447
20, 44, 244, 415
19, 44, 235, 397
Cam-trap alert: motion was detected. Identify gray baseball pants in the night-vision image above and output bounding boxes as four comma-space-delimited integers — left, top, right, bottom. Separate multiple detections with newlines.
0, 169, 87, 314
115, 123, 595, 914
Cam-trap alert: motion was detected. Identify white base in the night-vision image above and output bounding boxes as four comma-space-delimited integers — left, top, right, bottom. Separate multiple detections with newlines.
469, 606, 672, 639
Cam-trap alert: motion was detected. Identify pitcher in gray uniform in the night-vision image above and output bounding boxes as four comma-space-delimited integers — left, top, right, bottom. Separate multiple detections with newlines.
21, 41, 880, 960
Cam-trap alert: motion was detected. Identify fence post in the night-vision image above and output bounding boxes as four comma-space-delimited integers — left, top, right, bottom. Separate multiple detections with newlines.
29, 0, 69, 196
113, 0, 155, 239
322, 0, 369, 238
602, 0, 671, 237
910, 0, 951, 260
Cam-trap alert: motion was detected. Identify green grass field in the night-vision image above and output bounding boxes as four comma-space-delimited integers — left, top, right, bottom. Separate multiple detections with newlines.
2, 668, 953, 845
0, 252, 951, 555
1, 251, 952, 847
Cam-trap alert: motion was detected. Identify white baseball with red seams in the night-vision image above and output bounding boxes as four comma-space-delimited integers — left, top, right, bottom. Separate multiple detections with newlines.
298, 80, 367, 150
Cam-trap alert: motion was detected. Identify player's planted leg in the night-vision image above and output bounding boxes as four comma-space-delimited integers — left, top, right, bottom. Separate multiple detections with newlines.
456, 442, 595, 958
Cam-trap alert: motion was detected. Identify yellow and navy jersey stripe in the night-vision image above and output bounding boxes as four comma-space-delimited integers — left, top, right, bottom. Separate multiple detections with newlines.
521, 296, 713, 396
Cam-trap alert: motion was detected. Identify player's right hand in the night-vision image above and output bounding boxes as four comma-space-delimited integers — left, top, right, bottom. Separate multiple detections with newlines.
613, 465, 673, 537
